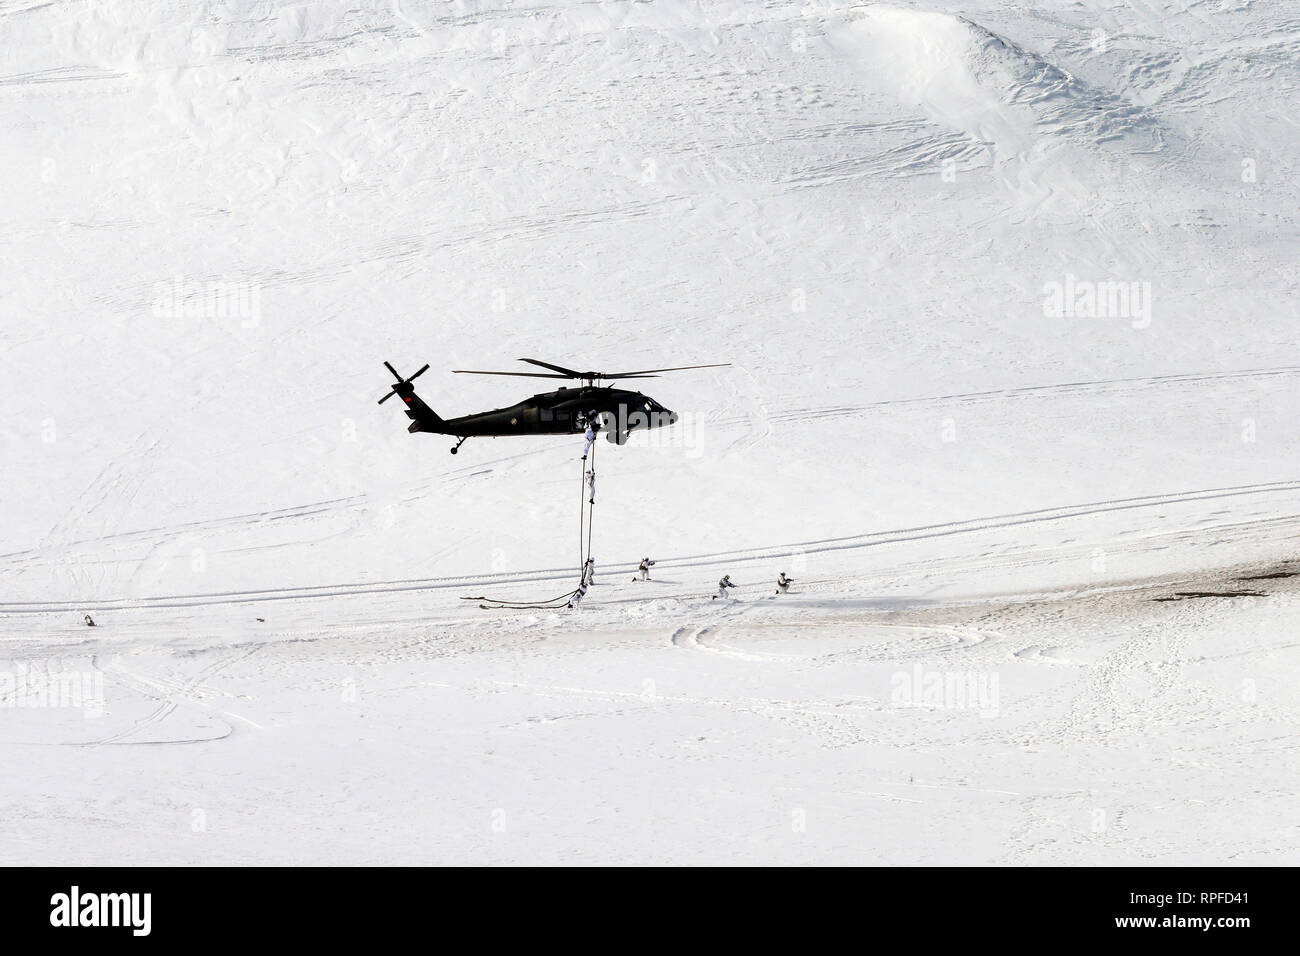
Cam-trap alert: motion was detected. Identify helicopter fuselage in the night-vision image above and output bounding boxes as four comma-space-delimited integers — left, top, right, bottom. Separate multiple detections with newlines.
378, 358, 720, 453
398, 383, 678, 443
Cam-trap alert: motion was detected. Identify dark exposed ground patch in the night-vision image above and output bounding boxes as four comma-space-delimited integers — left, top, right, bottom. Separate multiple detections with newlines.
1150, 562, 1297, 601
1153, 589, 1268, 602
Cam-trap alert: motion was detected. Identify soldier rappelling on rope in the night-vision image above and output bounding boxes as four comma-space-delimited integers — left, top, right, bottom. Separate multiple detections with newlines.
582, 411, 597, 460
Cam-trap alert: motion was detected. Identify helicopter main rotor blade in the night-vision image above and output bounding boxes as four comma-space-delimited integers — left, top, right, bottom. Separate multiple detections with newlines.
384, 361, 403, 382
517, 358, 585, 377
450, 360, 729, 381
601, 363, 731, 377
452, 369, 572, 379
410, 364, 430, 380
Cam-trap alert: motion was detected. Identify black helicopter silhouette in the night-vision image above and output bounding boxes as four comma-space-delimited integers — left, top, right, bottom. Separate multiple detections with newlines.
379, 358, 729, 453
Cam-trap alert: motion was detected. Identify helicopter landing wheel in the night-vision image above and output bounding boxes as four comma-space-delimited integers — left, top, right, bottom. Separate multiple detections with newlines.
450, 436, 467, 455
450, 446, 458, 454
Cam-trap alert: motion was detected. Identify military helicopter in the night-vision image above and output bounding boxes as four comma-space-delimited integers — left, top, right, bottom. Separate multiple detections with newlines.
378, 357, 729, 453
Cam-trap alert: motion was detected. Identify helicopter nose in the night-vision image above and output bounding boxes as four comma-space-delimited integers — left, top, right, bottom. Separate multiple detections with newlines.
667, 410, 679, 425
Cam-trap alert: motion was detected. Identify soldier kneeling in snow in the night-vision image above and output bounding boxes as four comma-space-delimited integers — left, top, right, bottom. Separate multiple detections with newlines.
712, 574, 737, 600
775, 572, 793, 595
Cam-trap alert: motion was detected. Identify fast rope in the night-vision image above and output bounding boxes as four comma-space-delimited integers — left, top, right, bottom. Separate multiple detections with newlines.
584, 437, 597, 567
578, 438, 589, 567
466, 427, 599, 610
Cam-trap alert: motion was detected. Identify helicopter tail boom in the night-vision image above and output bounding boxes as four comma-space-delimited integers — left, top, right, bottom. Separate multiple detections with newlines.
397, 383, 444, 434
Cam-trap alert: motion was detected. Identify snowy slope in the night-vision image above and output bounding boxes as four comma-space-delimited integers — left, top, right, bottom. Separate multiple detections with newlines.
2, 0, 1299, 864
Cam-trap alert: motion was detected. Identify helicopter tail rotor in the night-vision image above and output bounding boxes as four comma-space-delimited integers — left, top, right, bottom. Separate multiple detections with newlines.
378, 362, 430, 404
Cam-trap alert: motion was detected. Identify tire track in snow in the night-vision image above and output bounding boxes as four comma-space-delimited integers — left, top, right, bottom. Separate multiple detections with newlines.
672, 620, 997, 664
0, 443, 556, 566
716, 364, 1300, 429
88, 646, 261, 746
5, 479, 1300, 614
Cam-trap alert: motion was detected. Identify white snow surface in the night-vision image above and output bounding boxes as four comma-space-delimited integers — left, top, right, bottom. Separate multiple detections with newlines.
2, 0, 1299, 864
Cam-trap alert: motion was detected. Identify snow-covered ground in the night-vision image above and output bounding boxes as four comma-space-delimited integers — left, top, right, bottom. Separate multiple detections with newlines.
2, 0, 1298, 864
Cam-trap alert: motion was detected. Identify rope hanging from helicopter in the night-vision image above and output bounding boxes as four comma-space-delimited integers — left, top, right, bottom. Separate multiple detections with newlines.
588, 442, 597, 563
583, 436, 597, 567
462, 432, 597, 610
